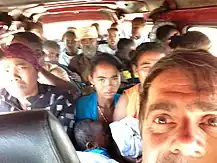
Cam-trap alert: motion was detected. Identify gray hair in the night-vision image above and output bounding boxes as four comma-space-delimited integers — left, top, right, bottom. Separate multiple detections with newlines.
139, 49, 217, 135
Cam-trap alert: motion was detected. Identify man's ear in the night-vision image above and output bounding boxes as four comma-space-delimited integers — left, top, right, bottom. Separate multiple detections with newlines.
132, 64, 138, 76
86, 142, 94, 150
88, 74, 94, 86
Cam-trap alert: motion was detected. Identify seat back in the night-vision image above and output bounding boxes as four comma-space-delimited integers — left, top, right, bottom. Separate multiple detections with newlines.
0, 110, 80, 163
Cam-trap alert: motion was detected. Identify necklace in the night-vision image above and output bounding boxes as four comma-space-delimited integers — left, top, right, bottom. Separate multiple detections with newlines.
97, 105, 109, 123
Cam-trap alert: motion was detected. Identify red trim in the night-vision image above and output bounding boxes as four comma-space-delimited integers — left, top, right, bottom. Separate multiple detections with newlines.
40, 12, 111, 23
159, 7, 217, 25
47, 6, 110, 12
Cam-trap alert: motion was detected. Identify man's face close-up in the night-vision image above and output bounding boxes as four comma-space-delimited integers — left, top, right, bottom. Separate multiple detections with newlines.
0, 58, 38, 98
141, 68, 217, 163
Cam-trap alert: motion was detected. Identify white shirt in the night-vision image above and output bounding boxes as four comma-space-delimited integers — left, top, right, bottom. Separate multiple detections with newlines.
58, 49, 82, 66
110, 117, 142, 158
98, 44, 117, 55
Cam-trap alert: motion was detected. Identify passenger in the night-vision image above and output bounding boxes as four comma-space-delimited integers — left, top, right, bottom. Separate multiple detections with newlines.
74, 119, 118, 163
76, 54, 121, 123
42, 40, 82, 83
156, 24, 180, 50
139, 50, 217, 163
91, 23, 104, 41
25, 21, 44, 40
115, 39, 137, 88
69, 26, 99, 82
131, 17, 147, 46
113, 42, 166, 121
98, 28, 119, 55
116, 38, 135, 69
12, 31, 43, 55
12, 32, 79, 92
41, 40, 70, 82
59, 31, 80, 66
170, 31, 211, 51
0, 43, 75, 137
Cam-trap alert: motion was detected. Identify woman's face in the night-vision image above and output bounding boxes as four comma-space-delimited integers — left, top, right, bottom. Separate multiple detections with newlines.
89, 63, 121, 99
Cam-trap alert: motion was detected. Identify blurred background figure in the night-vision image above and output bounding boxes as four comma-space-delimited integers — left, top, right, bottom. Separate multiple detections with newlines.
59, 31, 80, 66
98, 28, 119, 55
155, 24, 180, 50
170, 31, 211, 51
131, 17, 147, 46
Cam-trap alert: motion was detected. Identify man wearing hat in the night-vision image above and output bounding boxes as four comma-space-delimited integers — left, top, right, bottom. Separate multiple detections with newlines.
69, 26, 100, 83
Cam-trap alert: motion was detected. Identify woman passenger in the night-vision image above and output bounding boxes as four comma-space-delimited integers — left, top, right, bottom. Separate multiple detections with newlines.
75, 54, 122, 123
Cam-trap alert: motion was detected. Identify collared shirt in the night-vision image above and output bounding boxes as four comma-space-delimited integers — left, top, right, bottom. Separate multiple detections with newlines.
59, 49, 82, 66
98, 44, 117, 55
131, 35, 149, 47
0, 84, 76, 136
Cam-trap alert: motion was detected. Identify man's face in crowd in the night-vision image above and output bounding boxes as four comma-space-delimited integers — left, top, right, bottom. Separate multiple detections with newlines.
63, 34, 78, 55
108, 29, 119, 50
132, 22, 145, 39
141, 68, 217, 163
80, 38, 98, 58
0, 58, 38, 98
134, 52, 165, 86
43, 46, 59, 62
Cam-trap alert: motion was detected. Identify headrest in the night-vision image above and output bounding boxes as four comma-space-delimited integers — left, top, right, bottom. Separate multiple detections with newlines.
0, 110, 80, 163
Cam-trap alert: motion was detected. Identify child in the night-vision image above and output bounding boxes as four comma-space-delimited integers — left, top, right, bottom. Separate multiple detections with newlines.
73, 119, 118, 163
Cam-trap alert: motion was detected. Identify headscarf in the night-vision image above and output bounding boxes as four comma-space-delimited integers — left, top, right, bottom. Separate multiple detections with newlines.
3, 43, 40, 70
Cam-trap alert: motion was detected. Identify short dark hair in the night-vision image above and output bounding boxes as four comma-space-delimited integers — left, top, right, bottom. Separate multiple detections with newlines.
170, 31, 211, 50
43, 40, 60, 50
90, 53, 122, 75
132, 42, 167, 65
156, 25, 178, 42
73, 119, 106, 151
25, 21, 43, 31
139, 50, 217, 136
132, 17, 146, 26
62, 31, 76, 41
107, 28, 118, 33
117, 38, 134, 50
12, 32, 43, 50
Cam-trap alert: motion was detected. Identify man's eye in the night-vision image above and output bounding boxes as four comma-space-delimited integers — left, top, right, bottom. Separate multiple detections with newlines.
154, 116, 168, 124
99, 79, 105, 82
208, 117, 217, 127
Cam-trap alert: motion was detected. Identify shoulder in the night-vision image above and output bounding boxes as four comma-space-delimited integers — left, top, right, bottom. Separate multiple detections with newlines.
76, 92, 96, 105
124, 84, 139, 95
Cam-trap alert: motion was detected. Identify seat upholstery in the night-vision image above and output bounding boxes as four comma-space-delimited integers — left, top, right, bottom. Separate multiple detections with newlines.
0, 110, 80, 163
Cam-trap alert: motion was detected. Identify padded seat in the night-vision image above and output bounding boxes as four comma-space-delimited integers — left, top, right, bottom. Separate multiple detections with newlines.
0, 110, 80, 163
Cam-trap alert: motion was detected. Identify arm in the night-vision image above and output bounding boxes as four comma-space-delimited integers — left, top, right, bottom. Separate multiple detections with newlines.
50, 91, 76, 141
38, 67, 74, 90
113, 93, 129, 121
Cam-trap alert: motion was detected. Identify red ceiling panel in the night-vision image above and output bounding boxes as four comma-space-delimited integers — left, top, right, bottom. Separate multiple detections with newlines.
40, 11, 111, 23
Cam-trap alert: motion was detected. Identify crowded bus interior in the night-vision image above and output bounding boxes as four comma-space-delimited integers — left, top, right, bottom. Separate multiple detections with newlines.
0, 0, 217, 162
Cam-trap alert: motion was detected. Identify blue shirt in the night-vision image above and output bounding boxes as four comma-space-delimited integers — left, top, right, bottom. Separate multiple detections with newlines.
75, 92, 120, 121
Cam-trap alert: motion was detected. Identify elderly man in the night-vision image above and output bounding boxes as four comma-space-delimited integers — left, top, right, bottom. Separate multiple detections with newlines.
69, 26, 100, 82
139, 50, 217, 163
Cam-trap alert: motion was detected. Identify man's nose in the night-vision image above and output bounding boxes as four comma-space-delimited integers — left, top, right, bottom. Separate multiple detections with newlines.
170, 118, 206, 158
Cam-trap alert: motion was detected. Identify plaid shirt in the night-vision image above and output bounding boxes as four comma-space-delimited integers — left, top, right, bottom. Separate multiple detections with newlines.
0, 84, 76, 137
